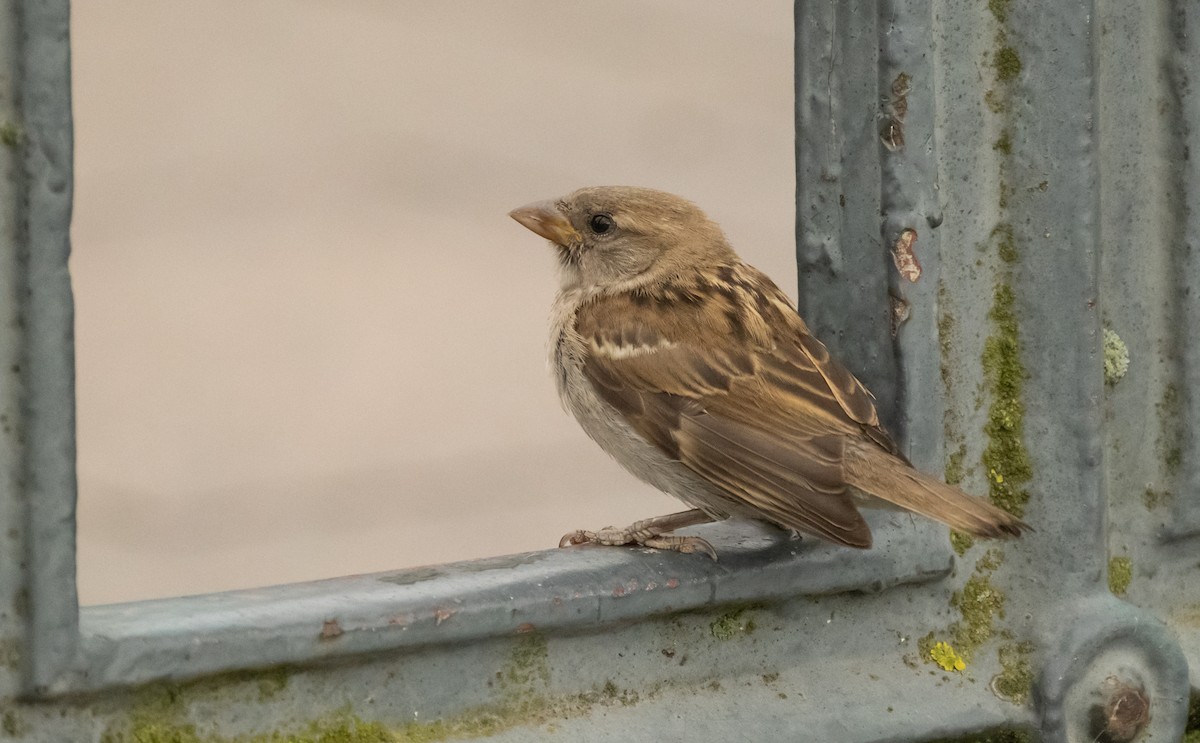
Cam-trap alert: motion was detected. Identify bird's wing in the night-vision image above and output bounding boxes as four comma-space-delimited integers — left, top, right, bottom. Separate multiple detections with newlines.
575, 264, 896, 548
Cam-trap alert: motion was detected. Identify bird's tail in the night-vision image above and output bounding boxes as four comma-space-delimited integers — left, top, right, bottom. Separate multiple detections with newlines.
844, 442, 1028, 538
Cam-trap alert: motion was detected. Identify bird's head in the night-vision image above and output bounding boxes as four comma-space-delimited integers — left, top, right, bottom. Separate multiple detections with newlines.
509, 186, 734, 292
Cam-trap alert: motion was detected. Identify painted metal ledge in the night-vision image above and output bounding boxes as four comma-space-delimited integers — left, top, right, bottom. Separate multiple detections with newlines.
63, 513, 952, 696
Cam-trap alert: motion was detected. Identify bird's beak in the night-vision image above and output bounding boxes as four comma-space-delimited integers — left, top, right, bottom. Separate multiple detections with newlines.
508, 200, 581, 247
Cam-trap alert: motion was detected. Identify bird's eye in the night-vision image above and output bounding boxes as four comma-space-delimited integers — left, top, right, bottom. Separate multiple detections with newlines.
588, 213, 615, 235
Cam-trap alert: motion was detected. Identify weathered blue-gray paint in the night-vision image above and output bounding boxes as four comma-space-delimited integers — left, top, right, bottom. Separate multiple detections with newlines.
0, 0, 78, 700
74, 516, 950, 694
0, 0, 1196, 741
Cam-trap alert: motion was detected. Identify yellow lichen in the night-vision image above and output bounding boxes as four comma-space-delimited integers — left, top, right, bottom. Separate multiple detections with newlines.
930, 641, 967, 672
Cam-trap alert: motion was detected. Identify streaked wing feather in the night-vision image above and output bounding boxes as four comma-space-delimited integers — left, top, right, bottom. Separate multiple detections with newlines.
576, 266, 894, 547
675, 414, 872, 547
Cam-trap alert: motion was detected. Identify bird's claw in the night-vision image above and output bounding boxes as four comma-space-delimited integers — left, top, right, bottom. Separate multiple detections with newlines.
558, 530, 595, 548
644, 534, 718, 561
557, 528, 717, 560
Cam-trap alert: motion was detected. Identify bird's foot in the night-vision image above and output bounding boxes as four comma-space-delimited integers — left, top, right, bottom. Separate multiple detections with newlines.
557, 509, 718, 560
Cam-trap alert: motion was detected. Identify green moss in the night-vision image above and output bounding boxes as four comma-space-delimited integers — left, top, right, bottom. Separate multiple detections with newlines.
2, 709, 23, 736
118, 665, 298, 717
102, 633, 665, 743
1184, 690, 1200, 740
0, 638, 19, 670
0, 121, 20, 148
976, 549, 1004, 572
992, 130, 1012, 155
1159, 383, 1180, 414
939, 304, 956, 388
984, 89, 1006, 114
1165, 446, 1183, 474
919, 555, 1007, 672
945, 444, 967, 486
1142, 487, 1171, 509
988, 0, 1012, 23
923, 729, 1033, 743
1156, 384, 1182, 475
950, 531, 975, 556
1108, 556, 1132, 596
1102, 328, 1129, 385
107, 709, 405, 743
951, 574, 1006, 659
981, 282, 1032, 517
499, 634, 550, 692
991, 224, 1018, 264
992, 642, 1034, 704
254, 669, 288, 701
995, 47, 1022, 82
916, 631, 938, 661
709, 608, 756, 640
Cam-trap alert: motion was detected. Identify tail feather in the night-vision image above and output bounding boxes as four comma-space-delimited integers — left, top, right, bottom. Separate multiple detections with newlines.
845, 443, 1028, 538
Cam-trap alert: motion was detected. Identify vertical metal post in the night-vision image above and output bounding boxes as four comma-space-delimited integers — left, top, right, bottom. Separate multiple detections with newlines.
797, 0, 1194, 739
0, 0, 78, 698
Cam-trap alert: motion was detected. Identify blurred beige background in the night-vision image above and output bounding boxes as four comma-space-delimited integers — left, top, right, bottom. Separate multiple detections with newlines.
70, 1, 795, 605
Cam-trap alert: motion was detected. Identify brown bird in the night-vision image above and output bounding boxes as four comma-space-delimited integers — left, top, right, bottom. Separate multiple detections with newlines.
509, 186, 1027, 558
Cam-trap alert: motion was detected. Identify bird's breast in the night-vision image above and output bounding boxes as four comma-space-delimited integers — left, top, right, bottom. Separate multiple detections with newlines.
547, 291, 736, 519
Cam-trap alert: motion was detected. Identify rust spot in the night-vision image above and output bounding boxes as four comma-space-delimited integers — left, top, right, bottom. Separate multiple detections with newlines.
613, 578, 640, 597
515, 622, 536, 634
890, 228, 921, 282
666, 578, 680, 589
645, 581, 658, 591
881, 72, 911, 152
890, 295, 911, 337
319, 619, 344, 640
1097, 677, 1150, 742
880, 120, 905, 151
387, 612, 411, 626
434, 607, 456, 626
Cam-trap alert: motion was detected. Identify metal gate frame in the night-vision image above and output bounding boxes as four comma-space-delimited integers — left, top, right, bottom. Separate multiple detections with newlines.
1, 1, 1197, 741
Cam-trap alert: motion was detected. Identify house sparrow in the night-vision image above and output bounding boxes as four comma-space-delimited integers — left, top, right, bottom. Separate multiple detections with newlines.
509, 186, 1027, 558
